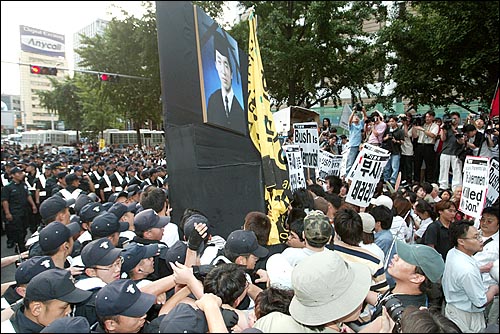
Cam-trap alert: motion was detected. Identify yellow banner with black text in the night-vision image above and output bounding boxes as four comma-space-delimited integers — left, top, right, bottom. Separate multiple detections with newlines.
247, 13, 291, 244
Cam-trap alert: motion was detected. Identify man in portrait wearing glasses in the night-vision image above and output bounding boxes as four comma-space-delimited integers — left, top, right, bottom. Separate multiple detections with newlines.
473, 206, 499, 327
73, 238, 124, 326
442, 220, 499, 333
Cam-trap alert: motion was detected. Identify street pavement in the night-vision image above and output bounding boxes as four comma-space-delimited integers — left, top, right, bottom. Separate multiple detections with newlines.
1, 232, 29, 284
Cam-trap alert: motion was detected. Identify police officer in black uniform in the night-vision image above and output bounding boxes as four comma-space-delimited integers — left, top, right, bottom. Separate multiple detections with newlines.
1, 167, 38, 250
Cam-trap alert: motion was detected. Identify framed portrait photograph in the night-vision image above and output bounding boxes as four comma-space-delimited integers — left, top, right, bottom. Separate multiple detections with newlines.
194, 6, 247, 135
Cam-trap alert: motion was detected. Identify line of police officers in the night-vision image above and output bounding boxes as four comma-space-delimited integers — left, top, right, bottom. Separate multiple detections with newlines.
1, 151, 168, 252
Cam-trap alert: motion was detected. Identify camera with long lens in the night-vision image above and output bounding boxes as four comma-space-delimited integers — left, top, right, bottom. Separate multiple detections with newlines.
192, 264, 216, 282
412, 114, 424, 127
485, 116, 499, 135
442, 113, 453, 130
382, 295, 405, 332
356, 103, 363, 112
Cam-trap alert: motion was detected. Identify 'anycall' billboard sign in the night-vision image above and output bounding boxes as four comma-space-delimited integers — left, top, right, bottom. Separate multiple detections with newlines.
20, 25, 65, 57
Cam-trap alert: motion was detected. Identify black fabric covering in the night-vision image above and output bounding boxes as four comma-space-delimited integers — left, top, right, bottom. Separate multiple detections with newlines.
157, 2, 266, 238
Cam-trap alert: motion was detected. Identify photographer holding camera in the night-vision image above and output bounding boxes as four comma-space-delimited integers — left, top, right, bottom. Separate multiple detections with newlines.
399, 113, 415, 187
366, 110, 387, 147
366, 240, 445, 332
346, 104, 368, 175
413, 111, 439, 185
438, 112, 464, 191
382, 116, 404, 188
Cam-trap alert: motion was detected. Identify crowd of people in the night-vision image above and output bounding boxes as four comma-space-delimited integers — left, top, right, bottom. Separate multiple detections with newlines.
319, 107, 499, 192
0, 113, 498, 333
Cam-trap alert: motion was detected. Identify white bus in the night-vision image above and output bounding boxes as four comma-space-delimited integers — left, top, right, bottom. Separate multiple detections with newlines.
103, 129, 165, 147
21, 130, 70, 148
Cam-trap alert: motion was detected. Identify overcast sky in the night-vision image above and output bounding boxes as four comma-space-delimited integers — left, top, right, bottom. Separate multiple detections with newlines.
1, 1, 151, 95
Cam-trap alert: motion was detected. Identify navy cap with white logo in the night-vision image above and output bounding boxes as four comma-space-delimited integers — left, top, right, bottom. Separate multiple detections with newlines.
15, 256, 56, 285
134, 209, 169, 232
90, 212, 129, 238
95, 279, 155, 317
81, 238, 123, 268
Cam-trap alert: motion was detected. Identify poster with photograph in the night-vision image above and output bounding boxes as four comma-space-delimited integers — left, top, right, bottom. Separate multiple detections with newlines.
194, 6, 246, 135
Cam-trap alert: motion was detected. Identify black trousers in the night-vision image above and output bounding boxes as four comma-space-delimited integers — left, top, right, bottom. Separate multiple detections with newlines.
400, 154, 414, 185
414, 144, 437, 183
5, 214, 27, 251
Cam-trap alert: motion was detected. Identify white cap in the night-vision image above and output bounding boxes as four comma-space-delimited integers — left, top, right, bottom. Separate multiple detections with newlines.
266, 253, 293, 290
359, 213, 376, 234
370, 195, 393, 210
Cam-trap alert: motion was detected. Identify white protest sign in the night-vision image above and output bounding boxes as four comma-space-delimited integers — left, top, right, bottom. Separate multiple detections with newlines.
346, 148, 390, 207
293, 122, 319, 168
339, 103, 351, 131
317, 150, 343, 180
339, 145, 350, 178
284, 145, 306, 192
346, 144, 390, 182
459, 156, 489, 219
486, 158, 499, 207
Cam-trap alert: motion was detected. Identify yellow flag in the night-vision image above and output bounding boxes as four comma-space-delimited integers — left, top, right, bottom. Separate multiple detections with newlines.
248, 13, 291, 244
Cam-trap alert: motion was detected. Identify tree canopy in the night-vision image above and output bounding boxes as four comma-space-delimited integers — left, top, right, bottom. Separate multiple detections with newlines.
39, 1, 499, 137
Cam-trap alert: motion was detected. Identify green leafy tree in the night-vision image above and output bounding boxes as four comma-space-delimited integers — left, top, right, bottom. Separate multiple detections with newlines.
77, 1, 161, 147
221, 1, 387, 109
37, 76, 83, 141
378, 1, 499, 110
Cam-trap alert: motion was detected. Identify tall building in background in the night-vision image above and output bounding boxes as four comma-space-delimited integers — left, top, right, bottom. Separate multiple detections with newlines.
19, 25, 67, 130
1, 94, 21, 134
73, 19, 109, 70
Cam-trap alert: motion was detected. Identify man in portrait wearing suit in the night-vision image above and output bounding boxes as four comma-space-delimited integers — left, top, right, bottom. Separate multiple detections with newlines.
206, 31, 246, 134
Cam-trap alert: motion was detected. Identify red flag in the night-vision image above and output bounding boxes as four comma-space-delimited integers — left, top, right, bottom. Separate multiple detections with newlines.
491, 86, 499, 118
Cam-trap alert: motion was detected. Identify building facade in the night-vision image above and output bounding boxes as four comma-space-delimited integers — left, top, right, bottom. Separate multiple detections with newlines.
73, 19, 109, 70
19, 25, 67, 130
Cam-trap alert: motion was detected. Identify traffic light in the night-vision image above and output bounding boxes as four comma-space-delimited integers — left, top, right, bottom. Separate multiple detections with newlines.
30, 65, 58, 76
98, 73, 119, 82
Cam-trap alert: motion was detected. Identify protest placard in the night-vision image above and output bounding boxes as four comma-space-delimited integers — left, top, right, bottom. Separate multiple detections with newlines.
346, 147, 390, 207
317, 150, 343, 180
459, 156, 490, 219
339, 103, 351, 131
486, 158, 499, 207
339, 146, 349, 178
284, 145, 306, 192
346, 143, 390, 182
293, 122, 319, 168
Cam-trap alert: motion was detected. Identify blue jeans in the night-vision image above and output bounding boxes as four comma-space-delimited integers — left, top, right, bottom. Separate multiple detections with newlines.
346, 146, 359, 175
383, 153, 400, 185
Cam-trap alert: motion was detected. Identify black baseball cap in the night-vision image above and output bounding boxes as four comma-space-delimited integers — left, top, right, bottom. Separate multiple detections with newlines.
40, 316, 90, 333
159, 303, 209, 333
134, 209, 169, 232
15, 256, 55, 285
162, 240, 187, 265
81, 238, 123, 268
95, 279, 156, 318
126, 184, 140, 197
39, 196, 75, 220
183, 214, 211, 239
224, 230, 268, 258
10, 166, 23, 174
107, 202, 135, 219
74, 194, 97, 215
39, 221, 80, 252
65, 173, 81, 184
79, 202, 105, 223
90, 212, 129, 238
121, 243, 159, 273
57, 171, 68, 179
26, 268, 92, 303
